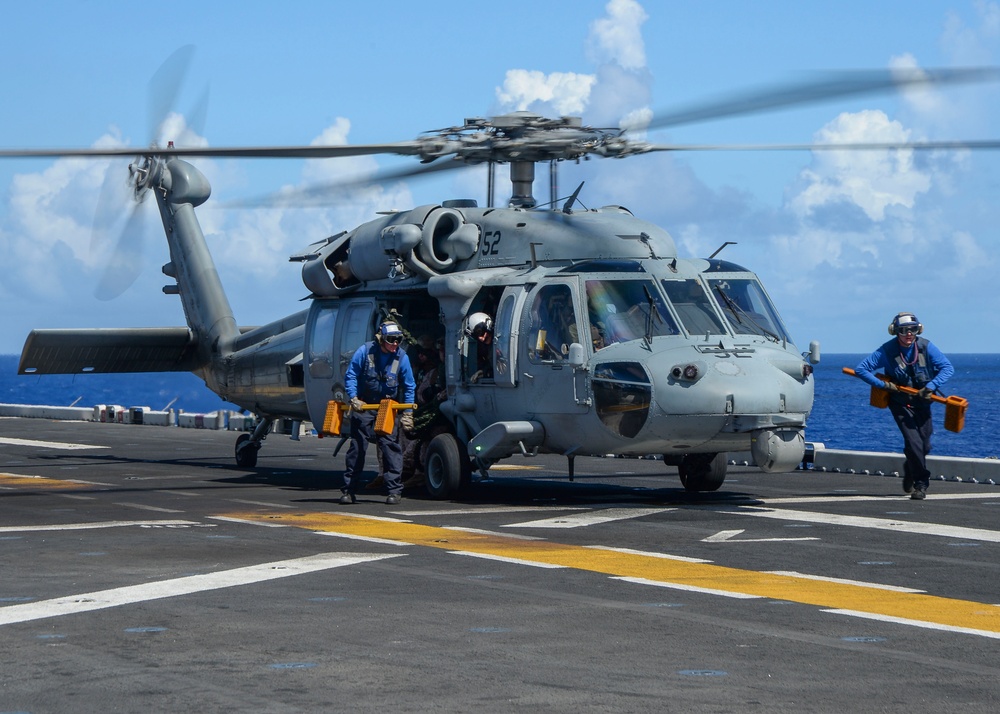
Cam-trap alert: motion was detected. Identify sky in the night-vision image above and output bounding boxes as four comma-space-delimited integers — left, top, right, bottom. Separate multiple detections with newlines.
2, 0, 1000, 356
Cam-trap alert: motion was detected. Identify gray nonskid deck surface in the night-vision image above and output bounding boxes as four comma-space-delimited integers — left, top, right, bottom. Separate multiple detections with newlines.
2, 417, 999, 713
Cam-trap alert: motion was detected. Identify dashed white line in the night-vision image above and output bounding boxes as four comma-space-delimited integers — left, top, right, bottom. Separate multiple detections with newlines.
228, 499, 295, 509
0, 520, 198, 533
766, 571, 925, 593
503, 507, 674, 529
114, 502, 184, 514
0, 437, 107, 450
612, 576, 762, 599
448, 551, 567, 568
314, 531, 412, 546
823, 608, 1000, 640
726, 506, 1000, 542
763, 493, 1000, 504
443, 526, 545, 540
0, 552, 401, 626
584, 545, 712, 564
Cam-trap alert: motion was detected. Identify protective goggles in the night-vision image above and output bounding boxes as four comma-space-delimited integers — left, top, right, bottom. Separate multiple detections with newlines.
383, 335, 403, 344
897, 326, 919, 335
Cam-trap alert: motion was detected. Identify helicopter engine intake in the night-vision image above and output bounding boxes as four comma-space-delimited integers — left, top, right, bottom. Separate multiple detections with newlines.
299, 205, 482, 294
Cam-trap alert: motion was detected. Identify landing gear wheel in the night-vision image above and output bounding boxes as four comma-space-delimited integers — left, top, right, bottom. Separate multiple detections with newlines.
677, 452, 727, 492
424, 433, 469, 499
234, 433, 259, 468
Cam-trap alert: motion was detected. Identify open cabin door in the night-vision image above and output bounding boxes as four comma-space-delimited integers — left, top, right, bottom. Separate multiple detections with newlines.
303, 298, 377, 426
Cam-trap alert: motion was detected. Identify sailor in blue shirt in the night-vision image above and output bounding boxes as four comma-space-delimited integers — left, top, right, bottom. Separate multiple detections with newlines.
340, 321, 416, 505
855, 312, 954, 500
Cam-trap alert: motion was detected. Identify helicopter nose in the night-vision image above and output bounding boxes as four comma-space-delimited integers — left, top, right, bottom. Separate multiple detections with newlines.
640, 346, 812, 467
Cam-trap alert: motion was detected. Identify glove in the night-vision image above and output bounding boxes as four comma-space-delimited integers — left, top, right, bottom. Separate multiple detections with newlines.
884, 382, 899, 392
400, 411, 414, 433
470, 369, 483, 384
350, 397, 365, 412
918, 387, 934, 400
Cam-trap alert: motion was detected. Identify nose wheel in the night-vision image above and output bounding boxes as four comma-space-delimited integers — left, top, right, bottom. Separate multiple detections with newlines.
676, 452, 727, 492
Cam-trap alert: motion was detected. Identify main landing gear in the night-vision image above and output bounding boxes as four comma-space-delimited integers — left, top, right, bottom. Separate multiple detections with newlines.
424, 432, 473, 499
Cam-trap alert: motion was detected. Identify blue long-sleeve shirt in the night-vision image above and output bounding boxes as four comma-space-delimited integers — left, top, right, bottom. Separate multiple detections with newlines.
345, 341, 416, 406
855, 337, 954, 393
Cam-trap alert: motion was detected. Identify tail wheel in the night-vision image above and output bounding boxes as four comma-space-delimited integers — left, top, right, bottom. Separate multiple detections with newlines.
234, 433, 259, 468
424, 433, 469, 499
677, 452, 727, 492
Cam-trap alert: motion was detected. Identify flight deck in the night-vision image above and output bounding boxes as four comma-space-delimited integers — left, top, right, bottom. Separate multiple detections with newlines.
2, 416, 1000, 712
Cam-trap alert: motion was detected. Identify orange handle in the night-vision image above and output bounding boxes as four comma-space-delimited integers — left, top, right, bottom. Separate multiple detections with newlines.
842, 367, 959, 406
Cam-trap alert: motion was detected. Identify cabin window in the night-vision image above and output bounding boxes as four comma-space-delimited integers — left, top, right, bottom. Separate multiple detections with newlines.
307, 305, 339, 379
585, 279, 678, 350
660, 279, 726, 337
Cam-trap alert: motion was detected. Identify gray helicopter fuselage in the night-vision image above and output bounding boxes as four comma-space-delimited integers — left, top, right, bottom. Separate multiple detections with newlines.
289, 194, 814, 472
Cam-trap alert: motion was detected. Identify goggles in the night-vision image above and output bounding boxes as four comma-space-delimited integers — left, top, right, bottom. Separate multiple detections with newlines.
383, 335, 403, 344
897, 326, 919, 335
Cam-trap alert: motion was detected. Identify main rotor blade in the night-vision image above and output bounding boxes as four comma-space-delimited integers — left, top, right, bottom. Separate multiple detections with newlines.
642, 67, 1000, 132
0, 141, 426, 160
221, 158, 468, 208
637, 139, 1000, 153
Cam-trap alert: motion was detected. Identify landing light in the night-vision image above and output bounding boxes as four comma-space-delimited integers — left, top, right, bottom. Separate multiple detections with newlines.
671, 364, 700, 381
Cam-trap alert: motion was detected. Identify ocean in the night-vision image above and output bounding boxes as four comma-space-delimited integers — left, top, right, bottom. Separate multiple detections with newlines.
1, 353, 997, 459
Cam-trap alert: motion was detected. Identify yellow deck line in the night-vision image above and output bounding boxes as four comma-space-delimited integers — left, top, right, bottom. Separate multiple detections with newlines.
222, 511, 1000, 636
0, 473, 98, 491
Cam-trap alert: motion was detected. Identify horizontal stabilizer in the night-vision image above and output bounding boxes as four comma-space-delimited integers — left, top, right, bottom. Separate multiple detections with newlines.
18, 328, 199, 375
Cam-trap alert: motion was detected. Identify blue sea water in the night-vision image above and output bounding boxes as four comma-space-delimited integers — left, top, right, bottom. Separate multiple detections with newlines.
0, 354, 240, 415
808, 353, 999, 460
1, 353, 996, 458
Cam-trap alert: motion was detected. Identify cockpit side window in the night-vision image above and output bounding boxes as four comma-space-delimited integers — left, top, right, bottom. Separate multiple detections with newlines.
708, 278, 791, 343
585, 280, 678, 350
660, 279, 726, 337
526, 284, 578, 362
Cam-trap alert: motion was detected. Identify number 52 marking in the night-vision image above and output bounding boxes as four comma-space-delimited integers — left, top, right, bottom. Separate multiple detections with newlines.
482, 230, 501, 256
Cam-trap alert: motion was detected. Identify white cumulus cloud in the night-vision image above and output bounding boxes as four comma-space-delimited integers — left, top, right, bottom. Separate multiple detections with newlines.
495, 70, 596, 116
789, 110, 931, 222
587, 0, 649, 70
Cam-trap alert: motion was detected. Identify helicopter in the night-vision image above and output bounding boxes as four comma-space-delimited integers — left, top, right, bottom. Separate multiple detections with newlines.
5, 60, 999, 499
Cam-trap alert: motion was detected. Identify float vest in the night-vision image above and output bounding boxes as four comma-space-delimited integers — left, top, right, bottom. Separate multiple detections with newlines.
893, 337, 932, 389
358, 341, 403, 402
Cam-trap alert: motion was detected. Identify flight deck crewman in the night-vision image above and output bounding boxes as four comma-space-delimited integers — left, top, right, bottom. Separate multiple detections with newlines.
340, 321, 416, 505
466, 312, 495, 381
854, 312, 954, 500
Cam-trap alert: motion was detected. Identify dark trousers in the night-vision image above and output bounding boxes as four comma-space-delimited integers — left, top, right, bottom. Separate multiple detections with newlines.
342, 411, 403, 495
889, 401, 933, 491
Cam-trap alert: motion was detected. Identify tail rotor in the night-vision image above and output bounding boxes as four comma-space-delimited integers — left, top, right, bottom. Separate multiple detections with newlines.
88, 45, 201, 301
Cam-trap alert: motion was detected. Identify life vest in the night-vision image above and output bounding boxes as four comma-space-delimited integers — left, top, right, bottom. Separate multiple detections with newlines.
893, 337, 932, 389
358, 341, 403, 402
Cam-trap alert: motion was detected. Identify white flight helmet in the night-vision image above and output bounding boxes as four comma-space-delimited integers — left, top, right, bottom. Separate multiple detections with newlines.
465, 312, 493, 338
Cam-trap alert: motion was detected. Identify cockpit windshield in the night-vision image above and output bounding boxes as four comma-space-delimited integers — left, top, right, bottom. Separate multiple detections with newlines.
586, 280, 678, 350
660, 279, 727, 336
708, 278, 791, 343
